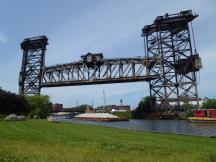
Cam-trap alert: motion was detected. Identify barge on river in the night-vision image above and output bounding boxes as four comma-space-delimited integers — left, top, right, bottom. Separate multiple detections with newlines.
188, 109, 216, 122
74, 113, 128, 122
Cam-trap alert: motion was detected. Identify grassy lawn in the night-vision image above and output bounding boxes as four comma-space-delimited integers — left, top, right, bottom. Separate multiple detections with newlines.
0, 119, 216, 162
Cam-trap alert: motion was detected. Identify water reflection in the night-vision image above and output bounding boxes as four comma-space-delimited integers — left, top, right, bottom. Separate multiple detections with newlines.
68, 119, 216, 137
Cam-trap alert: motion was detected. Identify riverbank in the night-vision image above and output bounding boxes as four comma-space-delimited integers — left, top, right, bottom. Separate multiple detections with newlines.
0, 119, 216, 162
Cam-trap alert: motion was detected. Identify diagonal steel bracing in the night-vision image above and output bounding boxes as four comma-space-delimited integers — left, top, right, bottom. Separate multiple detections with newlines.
19, 36, 48, 95
41, 57, 157, 87
142, 10, 201, 106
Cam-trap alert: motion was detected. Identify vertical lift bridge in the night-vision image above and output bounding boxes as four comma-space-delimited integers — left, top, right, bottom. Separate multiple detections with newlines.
19, 10, 202, 106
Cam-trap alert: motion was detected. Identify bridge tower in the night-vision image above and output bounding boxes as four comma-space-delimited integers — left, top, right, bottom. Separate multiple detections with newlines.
142, 10, 202, 106
19, 36, 48, 95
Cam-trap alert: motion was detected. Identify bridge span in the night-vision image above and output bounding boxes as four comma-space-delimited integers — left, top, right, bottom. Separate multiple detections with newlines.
19, 10, 202, 106
42, 54, 158, 87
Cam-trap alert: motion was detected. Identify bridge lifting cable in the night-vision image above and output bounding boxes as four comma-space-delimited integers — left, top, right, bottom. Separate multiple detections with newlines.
190, 19, 201, 85
190, 21, 197, 54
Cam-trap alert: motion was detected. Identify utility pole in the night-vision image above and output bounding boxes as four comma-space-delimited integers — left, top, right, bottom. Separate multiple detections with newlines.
103, 90, 106, 108
120, 99, 123, 107
91, 100, 94, 109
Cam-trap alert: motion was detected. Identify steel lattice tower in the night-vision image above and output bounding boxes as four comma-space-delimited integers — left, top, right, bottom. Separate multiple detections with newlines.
19, 36, 48, 95
142, 10, 202, 106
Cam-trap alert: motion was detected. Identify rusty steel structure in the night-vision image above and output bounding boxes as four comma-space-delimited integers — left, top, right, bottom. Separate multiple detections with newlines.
42, 54, 157, 87
19, 10, 202, 106
19, 36, 48, 95
142, 10, 202, 106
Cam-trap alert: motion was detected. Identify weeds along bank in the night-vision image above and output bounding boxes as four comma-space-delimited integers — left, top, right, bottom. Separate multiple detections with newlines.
0, 119, 216, 162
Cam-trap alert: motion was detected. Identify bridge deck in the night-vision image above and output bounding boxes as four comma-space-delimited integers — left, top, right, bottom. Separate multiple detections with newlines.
42, 57, 157, 87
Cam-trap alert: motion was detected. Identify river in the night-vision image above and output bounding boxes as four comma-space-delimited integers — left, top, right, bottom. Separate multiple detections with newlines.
68, 119, 216, 137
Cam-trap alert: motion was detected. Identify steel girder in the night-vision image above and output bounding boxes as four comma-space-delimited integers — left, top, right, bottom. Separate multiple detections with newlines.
41, 58, 157, 87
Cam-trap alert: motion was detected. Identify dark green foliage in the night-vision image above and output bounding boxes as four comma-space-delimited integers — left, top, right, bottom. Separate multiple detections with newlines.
112, 111, 132, 119
69, 104, 93, 112
0, 88, 29, 116
25, 95, 52, 119
0, 88, 52, 118
75, 104, 91, 110
202, 98, 216, 109
132, 96, 156, 119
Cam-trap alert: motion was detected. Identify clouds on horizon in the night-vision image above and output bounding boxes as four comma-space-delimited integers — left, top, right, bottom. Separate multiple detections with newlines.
0, 33, 8, 43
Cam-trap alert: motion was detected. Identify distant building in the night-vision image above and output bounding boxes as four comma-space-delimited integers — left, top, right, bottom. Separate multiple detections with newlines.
189, 98, 206, 107
181, 98, 205, 107
52, 103, 63, 112
111, 105, 131, 112
168, 98, 205, 108
96, 105, 131, 113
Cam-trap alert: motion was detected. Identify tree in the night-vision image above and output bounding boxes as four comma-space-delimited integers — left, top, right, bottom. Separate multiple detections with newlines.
25, 95, 52, 119
74, 104, 93, 111
0, 88, 28, 116
202, 99, 216, 109
132, 96, 156, 119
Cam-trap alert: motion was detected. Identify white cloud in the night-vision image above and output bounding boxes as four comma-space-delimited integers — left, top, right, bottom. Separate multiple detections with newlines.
0, 33, 8, 43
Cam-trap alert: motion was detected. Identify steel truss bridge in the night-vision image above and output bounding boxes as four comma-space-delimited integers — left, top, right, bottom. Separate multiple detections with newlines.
42, 56, 158, 87
19, 10, 202, 106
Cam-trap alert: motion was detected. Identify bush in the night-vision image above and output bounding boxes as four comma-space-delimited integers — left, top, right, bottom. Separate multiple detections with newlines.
202, 99, 216, 109
25, 95, 52, 119
132, 96, 156, 119
112, 111, 132, 119
0, 88, 29, 116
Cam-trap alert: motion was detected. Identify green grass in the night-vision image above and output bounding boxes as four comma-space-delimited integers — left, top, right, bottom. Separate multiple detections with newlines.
0, 120, 216, 162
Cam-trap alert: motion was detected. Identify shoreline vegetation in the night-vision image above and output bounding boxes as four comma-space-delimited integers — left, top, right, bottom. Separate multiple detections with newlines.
1, 87, 216, 121
0, 119, 216, 162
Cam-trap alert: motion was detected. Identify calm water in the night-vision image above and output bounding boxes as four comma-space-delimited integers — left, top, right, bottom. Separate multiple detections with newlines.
68, 119, 216, 137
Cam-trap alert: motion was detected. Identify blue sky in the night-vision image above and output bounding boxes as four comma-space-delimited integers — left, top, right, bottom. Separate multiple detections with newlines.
0, 0, 215, 108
